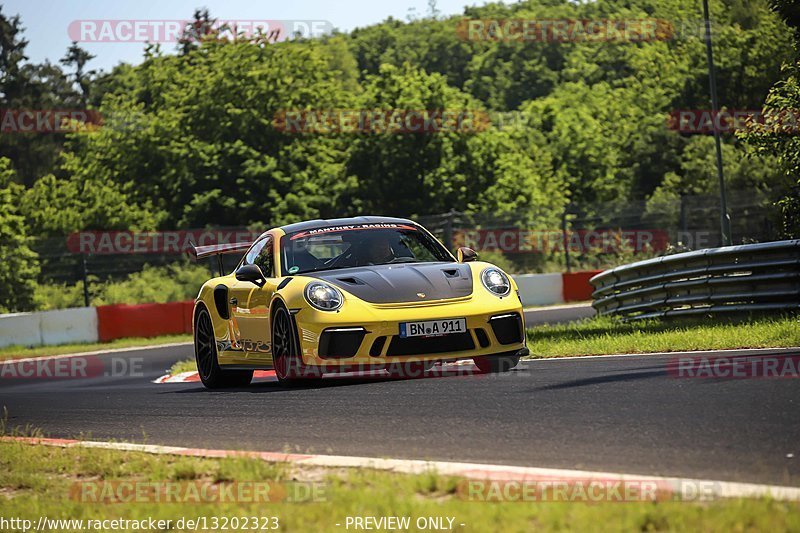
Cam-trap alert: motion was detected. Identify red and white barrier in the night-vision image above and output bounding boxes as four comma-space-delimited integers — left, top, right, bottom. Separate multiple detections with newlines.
0, 307, 100, 348
512, 270, 600, 307
40, 307, 99, 346
562, 271, 601, 302
0, 302, 190, 349
96, 301, 193, 342
513, 273, 564, 306
0, 311, 44, 347
0, 271, 600, 348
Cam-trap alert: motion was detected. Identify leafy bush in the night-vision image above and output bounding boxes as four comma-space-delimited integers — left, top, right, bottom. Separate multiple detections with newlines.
0, 158, 40, 312
473, 250, 522, 274
33, 282, 88, 311
33, 263, 212, 310
95, 263, 210, 306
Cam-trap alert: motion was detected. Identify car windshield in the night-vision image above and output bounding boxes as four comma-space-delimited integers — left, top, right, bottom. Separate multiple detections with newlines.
280, 224, 452, 275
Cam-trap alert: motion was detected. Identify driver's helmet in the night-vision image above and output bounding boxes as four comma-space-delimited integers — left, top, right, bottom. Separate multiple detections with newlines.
360, 232, 394, 265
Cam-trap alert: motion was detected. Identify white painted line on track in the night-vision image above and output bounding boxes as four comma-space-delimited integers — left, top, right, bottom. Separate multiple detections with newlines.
3, 342, 192, 364
523, 302, 593, 312
4, 436, 800, 502
525, 346, 800, 362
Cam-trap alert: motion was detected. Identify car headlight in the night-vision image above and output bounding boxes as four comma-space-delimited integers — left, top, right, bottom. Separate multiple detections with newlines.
304, 281, 343, 311
481, 267, 511, 297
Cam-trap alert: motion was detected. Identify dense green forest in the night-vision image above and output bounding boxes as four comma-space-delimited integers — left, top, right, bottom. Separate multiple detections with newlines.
1, 0, 799, 311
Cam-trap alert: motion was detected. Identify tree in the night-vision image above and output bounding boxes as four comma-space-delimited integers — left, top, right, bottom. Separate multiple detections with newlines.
342, 64, 567, 224
62, 36, 356, 228
0, 8, 82, 186
0, 6, 29, 103
60, 41, 96, 104
0, 158, 39, 312
4, 1, 798, 241
739, 0, 800, 237
768, 0, 800, 33
178, 8, 220, 55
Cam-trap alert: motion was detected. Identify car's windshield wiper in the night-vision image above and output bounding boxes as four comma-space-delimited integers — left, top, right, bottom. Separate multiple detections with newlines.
384, 257, 421, 264
291, 258, 427, 275
304, 264, 362, 273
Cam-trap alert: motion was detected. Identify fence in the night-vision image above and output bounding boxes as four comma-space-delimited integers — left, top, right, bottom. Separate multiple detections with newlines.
418, 189, 781, 275
19, 189, 782, 311
31, 229, 255, 307
589, 240, 800, 320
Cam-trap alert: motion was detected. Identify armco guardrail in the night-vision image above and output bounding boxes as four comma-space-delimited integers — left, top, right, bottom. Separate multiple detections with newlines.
590, 240, 800, 320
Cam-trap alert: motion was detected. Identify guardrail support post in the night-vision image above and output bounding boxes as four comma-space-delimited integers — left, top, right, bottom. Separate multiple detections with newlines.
81, 254, 90, 308
702, 0, 732, 246
562, 210, 572, 273
443, 210, 455, 253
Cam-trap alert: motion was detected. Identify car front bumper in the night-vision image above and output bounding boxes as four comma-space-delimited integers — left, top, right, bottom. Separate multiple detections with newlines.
294, 294, 527, 367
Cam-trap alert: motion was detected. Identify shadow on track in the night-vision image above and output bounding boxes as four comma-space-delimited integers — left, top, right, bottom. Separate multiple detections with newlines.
532, 369, 667, 391
160, 366, 526, 394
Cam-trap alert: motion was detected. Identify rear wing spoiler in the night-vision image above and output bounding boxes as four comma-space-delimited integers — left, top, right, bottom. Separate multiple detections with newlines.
187, 241, 252, 275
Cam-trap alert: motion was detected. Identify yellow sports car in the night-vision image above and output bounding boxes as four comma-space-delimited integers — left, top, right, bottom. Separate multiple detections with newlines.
189, 217, 528, 388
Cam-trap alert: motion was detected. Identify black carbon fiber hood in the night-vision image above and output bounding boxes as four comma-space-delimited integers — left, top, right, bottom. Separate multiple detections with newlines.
307, 262, 473, 303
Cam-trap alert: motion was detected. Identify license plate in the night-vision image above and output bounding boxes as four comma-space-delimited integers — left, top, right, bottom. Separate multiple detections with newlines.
399, 318, 467, 338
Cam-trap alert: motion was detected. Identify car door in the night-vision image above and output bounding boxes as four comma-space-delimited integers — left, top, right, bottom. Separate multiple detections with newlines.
231, 236, 277, 363
227, 237, 268, 358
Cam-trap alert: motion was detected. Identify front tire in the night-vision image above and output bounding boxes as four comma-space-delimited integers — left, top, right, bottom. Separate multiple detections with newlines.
473, 354, 520, 373
272, 305, 322, 385
194, 306, 253, 389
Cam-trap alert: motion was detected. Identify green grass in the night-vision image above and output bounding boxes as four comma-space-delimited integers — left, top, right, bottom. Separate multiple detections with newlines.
1, 439, 798, 532
169, 358, 197, 376
0, 334, 191, 361
526, 315, 800, 358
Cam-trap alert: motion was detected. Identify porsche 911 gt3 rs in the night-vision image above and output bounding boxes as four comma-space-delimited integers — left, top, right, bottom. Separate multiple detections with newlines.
189, 216, 528, 388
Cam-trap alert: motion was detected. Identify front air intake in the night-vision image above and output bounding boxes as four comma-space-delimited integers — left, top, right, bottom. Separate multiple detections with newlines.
319, 327, 366, 359
489, 313, 523, 345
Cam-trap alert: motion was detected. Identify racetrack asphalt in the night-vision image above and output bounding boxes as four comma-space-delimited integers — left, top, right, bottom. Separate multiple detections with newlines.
1, 344, 798, 488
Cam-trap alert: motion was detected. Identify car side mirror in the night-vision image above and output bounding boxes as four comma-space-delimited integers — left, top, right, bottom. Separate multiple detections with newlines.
235, 264, 266, 287
457, 247, 478, 263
